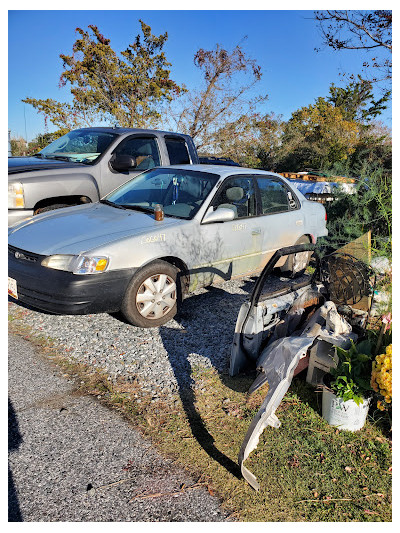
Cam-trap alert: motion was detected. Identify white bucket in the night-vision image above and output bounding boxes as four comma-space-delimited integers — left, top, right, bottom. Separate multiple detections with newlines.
322, 386, 371, 432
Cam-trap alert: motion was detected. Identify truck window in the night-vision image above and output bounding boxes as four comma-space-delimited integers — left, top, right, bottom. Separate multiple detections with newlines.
165, 138, 191, 165
114, 137, 160, 170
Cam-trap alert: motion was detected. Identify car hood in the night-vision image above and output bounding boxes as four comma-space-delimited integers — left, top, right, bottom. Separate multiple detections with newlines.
8, 203, 182, 255
8, 156, 86, 176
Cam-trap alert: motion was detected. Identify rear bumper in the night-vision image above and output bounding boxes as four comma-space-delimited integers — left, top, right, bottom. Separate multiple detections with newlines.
8, 249, 136, 315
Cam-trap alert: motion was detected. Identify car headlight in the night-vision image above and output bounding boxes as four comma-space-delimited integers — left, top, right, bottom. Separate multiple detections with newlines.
41, 254, 109, 274
8, 182, 25, 209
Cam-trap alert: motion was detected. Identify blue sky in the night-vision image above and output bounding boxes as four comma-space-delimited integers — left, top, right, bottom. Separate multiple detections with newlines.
8, 8, 392, 141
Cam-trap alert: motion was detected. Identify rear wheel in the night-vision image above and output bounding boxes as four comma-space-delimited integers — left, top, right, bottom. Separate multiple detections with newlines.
282, 236, 312, 277
121, 260, 179, 327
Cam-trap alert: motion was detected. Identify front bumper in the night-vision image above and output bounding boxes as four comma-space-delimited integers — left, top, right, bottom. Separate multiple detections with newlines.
8, 246, 136, 315
8, 209, 34, 227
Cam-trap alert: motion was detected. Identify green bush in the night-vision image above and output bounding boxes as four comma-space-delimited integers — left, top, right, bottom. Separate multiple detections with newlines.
320, 166, 391, 257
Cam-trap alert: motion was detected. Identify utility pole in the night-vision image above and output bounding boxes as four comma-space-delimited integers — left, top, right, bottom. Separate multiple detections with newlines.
24, 106, 28, 152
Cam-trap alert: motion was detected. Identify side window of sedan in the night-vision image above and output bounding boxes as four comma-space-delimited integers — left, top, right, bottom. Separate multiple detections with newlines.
212, 177, 256, 219
256, 178, 294, 214
114, 137, 160, 170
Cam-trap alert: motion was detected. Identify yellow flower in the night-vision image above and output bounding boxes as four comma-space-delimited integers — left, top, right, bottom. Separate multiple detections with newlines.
377, 401, 385, 411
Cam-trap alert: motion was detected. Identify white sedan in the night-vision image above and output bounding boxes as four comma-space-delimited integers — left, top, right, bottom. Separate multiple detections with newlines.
8, 165, 328, 327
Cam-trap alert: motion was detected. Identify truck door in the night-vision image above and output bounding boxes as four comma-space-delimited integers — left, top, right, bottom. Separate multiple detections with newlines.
99, 135, 162, 197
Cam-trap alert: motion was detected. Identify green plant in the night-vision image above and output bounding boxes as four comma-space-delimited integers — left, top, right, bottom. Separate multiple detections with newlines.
330, 340, 373, 405
321, 166, 392, 256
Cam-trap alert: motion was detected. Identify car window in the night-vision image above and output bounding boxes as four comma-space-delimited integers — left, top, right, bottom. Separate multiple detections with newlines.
211, 177, 256, 219
165, 138, 191, 164
105, 168, 219, 219
114, 137, 160, 170
256, 177, 291, 214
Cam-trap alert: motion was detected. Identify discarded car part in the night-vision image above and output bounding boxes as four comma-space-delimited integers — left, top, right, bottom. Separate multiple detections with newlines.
305, 308, 358, 386
239, 335, 318, 490
238, 301, 355, 490
230, 244, 326, 377
230, 246, 362, 490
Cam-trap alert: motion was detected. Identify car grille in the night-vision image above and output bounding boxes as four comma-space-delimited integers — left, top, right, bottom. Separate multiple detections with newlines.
8, 245, 40, 263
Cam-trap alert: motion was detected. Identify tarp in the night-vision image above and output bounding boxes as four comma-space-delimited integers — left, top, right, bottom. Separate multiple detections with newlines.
290, 180, 356, 195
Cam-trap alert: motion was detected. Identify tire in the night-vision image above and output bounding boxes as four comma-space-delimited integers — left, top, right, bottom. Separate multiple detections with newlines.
121, 260, 180, 328
281, 236, 311, 277
34, 204, 70, 215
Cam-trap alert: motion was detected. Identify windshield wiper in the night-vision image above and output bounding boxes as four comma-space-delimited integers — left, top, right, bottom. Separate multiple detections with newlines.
32, 153, 44, 158
119, 204, 154, 214
48, 155, 73, 162
100, 199, 126, 210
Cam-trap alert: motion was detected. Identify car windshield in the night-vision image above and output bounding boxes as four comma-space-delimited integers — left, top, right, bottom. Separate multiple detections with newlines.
39, 130, 117, 164
104, 168, 219, 219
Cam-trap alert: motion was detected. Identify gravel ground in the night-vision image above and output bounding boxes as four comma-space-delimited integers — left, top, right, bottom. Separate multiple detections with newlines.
8, 277, 256, 398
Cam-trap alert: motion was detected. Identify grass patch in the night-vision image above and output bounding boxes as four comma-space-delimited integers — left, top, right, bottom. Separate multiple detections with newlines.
9, 308, 392, 522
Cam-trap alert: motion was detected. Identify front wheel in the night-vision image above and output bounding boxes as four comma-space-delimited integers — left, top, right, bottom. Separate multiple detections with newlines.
121, 260, 179, 327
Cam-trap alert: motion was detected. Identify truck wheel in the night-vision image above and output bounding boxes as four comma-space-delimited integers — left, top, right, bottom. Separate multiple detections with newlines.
121, 260, 179, 328
34, 204, 69, 215
281, 236, 311, 277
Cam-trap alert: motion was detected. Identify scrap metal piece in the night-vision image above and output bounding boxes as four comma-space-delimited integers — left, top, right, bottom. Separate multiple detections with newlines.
230, 245, 373, 490
320, 252, 373, 306
238, 301, 354, 490
230, 244, 325, 377
238, 335, 317, 490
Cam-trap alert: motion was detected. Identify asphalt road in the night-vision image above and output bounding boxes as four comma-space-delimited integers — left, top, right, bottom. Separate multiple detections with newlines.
8, 333, 230, 522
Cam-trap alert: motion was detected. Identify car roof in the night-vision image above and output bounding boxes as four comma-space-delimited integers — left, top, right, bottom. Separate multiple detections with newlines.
164, 164, 282, 179
74, 127, 191, 137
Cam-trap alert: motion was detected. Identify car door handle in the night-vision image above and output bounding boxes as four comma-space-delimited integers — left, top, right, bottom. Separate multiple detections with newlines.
252, 228, 262, 235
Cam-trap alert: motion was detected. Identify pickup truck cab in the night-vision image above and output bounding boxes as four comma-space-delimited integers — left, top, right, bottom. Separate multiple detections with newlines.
8, 127, 199, 226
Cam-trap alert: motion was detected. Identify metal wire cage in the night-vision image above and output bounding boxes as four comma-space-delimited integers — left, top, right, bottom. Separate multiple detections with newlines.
319, 252, 374, 306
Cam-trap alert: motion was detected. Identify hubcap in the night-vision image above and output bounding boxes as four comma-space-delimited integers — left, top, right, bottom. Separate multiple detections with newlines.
136, 274, 177, 320
293, 251, 310, 274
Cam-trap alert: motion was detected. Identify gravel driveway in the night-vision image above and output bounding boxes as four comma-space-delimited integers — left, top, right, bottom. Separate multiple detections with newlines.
8, 277, 256, 399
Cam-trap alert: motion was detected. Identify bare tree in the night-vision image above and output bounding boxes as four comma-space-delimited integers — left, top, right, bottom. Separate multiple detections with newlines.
314, 10, 392, 82
165, 43, 267, 153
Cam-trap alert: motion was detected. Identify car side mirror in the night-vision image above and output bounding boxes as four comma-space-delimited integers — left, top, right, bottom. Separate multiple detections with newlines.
111, 154, 137, 172
202, 208, 235, 224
